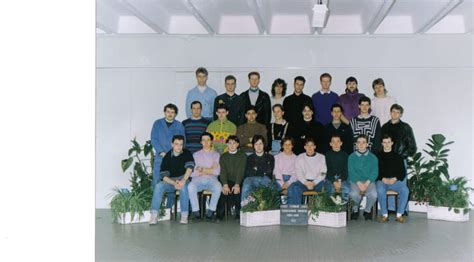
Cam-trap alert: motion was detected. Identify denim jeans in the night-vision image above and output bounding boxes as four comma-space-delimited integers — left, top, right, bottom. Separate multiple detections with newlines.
328, 180, 351, 202
349, 182, 377, 213
241, 176, 272, 201
271, 140, 282, 155
188, 176, 222, 212
287, 180, 331, 205
376, 180, 409, 215
274, 175, 291, 191
152, 155, 164, 187
151, 179, 189, 215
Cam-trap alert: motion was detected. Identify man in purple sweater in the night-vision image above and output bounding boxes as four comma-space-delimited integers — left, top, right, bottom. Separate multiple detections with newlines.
337, 76, 366, 124
312, 73, 339, 125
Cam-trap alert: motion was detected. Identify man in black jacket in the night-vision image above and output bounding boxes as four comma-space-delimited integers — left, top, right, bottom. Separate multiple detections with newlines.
240, 71, 271, 127
213, 75, 245, 126
381, 104, 417, 159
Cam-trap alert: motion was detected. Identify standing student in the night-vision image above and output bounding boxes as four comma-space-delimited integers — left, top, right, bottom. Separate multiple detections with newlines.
206, 104, 237, 155
371, 78, 397, 126
291, 103, 326, 155
185, 67, 217, 120
267, 104, 294, 155
311, 73, 339, 125
349, 96, 382, 153
236, 106, 268, 155
270, 78, 287, 123
325, 104, 354, 154
240, 71, 272, 126
213, 75, 245, 126
337, 76, 366, 123
282, 76, 313, 127
182, 101, 210, 154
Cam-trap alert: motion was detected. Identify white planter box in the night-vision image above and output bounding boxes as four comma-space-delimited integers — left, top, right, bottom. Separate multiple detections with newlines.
240, 210, 280, 227
117, 209, 171, 224
308, 211, 347, 228
427, 205, 469, 222
408, 201, 428, 213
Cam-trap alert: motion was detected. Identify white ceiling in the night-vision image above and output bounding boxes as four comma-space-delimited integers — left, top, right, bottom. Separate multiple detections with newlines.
96, 0, 474, 35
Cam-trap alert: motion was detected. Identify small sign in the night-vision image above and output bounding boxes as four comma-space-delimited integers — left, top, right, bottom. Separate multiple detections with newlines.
280, 204, 308, 226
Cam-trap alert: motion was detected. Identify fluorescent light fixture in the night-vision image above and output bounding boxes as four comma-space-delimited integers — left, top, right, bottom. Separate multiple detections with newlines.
312, 2, 329, 28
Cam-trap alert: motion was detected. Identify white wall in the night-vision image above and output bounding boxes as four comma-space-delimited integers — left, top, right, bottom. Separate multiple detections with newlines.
96, 34, 473, 208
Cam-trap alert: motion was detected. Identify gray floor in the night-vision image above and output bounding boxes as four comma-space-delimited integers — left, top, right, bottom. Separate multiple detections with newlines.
96, 209, 474, 262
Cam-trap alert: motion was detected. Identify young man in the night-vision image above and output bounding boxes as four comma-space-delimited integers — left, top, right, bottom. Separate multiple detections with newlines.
325, 104, 354, 154
287, 137, 330, 205
371, 78, 397, 126
187, 132, 222, 221
348, 135, 378, 221
182, 101, 211, 154
337, 76, 366, 123
376, 135, 409, 223
311, 73, 339, 125
349, 96, 382, 153
267, 104, 294, 155
206, 104, 237, 155
291, 103, 326, 155
151, 103, 185, 187
325, 134, 350, 201
240, 135, 275, 202
149, 135, 194, 225
240, 71, 271, 126
270, 78, 287, 123
185, 67, 218, 120
237, 106, 268, 155
216, 136, 247, 220
213, 75, 245, 126
282, 76, 313, 127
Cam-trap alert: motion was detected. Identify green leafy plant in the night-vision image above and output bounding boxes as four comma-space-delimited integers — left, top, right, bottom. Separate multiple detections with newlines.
308, 191, 347, 219
429, 177, 473, 215
241, 185, 281, 213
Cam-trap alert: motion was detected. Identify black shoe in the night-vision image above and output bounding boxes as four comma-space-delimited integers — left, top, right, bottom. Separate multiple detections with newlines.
234, 213, 240, 220
192, 211, 201, 221
363, 211, 373, 221
205, 210, 216, 222
403, 211, 409, 216
351, 212, 359, 220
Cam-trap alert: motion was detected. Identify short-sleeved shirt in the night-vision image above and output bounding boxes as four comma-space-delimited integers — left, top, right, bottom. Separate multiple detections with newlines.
160, 149, 195, 179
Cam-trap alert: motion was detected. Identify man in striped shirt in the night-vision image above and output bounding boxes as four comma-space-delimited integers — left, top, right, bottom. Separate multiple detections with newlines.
182, 101, 210, 154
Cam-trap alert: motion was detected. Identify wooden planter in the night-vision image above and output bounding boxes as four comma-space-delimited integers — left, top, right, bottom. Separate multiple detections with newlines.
427, 205, 469, 222
117, 209, 171, 224
308, 211, 347, 228
240, 210, 280, 227
408, 201, 428, 213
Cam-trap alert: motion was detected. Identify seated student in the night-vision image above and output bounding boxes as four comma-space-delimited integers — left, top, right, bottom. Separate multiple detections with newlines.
376, 134, 409, 223
216, 136, 247, 220
267, 104, 295, 155
240, 135, 275, 202
273, 137, 297, 191
287, 137, 331, 205
325, 134, 350, 201
187, 132, 222, 221
237, 106, 268, 155
149, 135, 194, 225
206, 104, 237, 155
348, 134, 378, 221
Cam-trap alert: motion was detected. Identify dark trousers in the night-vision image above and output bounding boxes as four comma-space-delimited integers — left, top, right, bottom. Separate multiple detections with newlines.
216, 181, 241, 219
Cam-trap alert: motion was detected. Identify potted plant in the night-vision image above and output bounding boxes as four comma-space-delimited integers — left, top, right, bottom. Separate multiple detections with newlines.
240, 185, 281, 227
407, 134, 453, 212
307, 191, 347, 228
427, 177, 472, 222
109, 138, 170, 224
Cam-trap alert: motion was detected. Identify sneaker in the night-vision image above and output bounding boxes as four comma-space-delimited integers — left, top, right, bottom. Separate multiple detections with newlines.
395, 216, 406, 223
377, 216, 389, 222
363, 211, 373, 221
149, 212, 158, 225
180, 214, 189, 224
350, 212, 359, 220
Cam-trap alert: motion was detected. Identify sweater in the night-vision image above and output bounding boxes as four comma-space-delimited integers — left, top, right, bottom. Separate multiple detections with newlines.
325, 150, 348, 182
348, 150, 378, 183
160, 149, 195, 179
182, 117, 210, 154
219, 150, 247, 185
236, 122, 268, 154
337, 90, 366, 120
290, 119, 327, 155
206, 119, 237, 154
245, 153, 275, 179
325, 122, 354, 154
371, 96, 397, 126
185, 86, 218, 120
381, 120, 417, 159
213, 93, 245, 126
311, 91, 339, 125
273, 152, 298, 187
376, 150, 406, 181
191, 149, 220, 178
349, 115, 382, 153
240, 89, 272, 126
282, 93, 313, 126
295, 153, 327, 185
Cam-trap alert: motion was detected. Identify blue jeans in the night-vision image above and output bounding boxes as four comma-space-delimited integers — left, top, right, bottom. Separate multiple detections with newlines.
376, 180, 409, 215
349, 182, 377, 213
287, 180, 331, 205
241, 176, 272, 201
328, 180, 351, 202
188, 177, 222, 212
271, 140, 282, 155
274, 175, 291, 191
151, 180, 189, 215
152, 156, 164, 187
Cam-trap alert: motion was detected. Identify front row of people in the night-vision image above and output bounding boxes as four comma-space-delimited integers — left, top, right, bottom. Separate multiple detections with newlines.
149, 132, 409, 225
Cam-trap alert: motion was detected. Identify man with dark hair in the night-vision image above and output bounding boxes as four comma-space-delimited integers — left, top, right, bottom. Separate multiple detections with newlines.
337, 76, 366, 122
287, 137, 331, 205
237, 106, 268, 154
311, 73, 339, 125
283, 76, 313, 127
270, 78, 287, 122
216, 135, 247, 220
325, 134, 350, 201
149, 135, 194, 225
213, 75, 245, 126
240, 71, 271, 126
349, 96, 382, 153
325, 103, 354, 154
376, 135, 409, 223
240, 135, 275, 202
182, 101, 210, 154
187, 132, 222, 221
291, 103, 327, 155
185, 67, 217, 120
206, 104, 237, 154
